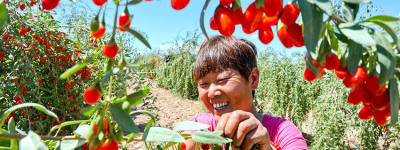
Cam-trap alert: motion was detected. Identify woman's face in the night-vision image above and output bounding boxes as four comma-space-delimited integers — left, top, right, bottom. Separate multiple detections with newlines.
197, 68, 259, 121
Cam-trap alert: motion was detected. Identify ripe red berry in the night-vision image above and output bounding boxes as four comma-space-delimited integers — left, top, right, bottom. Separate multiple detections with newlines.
241, 2, 264, 34
42, 0, 60, 10
180, 142, 186, 150
324, 53, 340, 70
342, 66, 367, 88
277, 23, 294, 48
103, 40, 119, 59
102, 139, 118, 150
355, 82, 373, 105
92, 0, 107, 6
348, 88, 361, 106
365, 75, 386, 96
259, 13, 278, 28
171, 0, 190, 10
209, 16, 218, 30
304, 67, 318, 82
91, 24, 106, 39
258, 26, 273, 44
264, 0, 282, 17
214, 7, 235, 37
373, 110, 388, 126
371, 89, 390, 111
287, 23, 304, 47
231, 7, 243, 25
118, 11, 131, 32
84, 85, 102, 105
220, 0, 234, 7
20, 3, 26, 11
335, 65, 348, 79
280, 2, 300, 26
358, 106, 373, 120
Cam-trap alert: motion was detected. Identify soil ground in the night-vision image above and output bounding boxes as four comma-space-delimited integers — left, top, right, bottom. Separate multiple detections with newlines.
126, 80, 206, 149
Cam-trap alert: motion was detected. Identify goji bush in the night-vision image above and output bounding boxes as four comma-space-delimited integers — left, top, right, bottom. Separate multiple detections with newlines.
0, 3, 97, 135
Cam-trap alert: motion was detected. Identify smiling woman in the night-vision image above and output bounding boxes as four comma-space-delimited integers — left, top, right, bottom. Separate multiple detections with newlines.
185, 35, 308, 150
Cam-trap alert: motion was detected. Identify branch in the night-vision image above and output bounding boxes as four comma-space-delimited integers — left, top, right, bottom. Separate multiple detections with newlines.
330, 14, 347, 23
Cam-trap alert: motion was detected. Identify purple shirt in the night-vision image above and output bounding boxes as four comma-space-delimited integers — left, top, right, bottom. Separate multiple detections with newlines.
189, 113, 308, 150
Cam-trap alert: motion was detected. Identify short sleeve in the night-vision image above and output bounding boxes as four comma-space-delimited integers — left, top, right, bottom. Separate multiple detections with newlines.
188, 113, 217, 132
263, 115, 308, 150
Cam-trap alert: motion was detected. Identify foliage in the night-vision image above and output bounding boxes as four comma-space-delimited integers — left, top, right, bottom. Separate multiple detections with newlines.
0, 4, 97, 136
156, 31, 201, 100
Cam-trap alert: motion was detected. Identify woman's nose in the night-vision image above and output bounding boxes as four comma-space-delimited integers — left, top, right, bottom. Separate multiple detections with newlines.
207, 83, 221, 98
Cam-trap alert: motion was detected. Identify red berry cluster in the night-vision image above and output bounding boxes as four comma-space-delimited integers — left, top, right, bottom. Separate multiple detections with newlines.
304, 53, 396, 126
204, 1, 304, 47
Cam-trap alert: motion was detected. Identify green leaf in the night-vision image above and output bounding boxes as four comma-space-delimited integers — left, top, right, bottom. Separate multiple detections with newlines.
305, 52, 320, 77
341, 5, 354, 22
0, 1, 7, 30
307, 0, 333, 16
60, 140, 86, 150
127, 0, 142, 5
173, 121, 210, 132
7, 118, 15, 134
389, 77, 399, 126
200, 0, 211, 40
19, 131, 48, 150
342, 0, 371, 4
367, 20, 400, 49
49, 120, 90, 135
60, 51, 101, 79
192, 131, 232, 144
100, 68, 120, 89
109, 104, 139, 134
333, 32, 348, 43
298, 0, 323, 58
327, 25, 339, 53
339, 23, 375, 46
364, 15, 400, 22
120, 27, 151, 49
345, 3, 359, 21
81, 103, 99, 117
126, 88, 150, 104
374, 31, 395, 85
0, 103, 58, 128
73, 125, 91, 139
143, 127, 185, 142
347, 40, 362, 75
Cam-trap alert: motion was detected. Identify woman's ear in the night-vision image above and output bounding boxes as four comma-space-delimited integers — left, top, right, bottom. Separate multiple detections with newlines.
249, 67, 260, 90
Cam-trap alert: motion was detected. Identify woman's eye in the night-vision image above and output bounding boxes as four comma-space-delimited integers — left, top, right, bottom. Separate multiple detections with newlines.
218, 78, 229, 82
199, 83, 208, 86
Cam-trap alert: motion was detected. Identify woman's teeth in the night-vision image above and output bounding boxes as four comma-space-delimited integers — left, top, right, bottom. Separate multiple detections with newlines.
213, 102, 228, 110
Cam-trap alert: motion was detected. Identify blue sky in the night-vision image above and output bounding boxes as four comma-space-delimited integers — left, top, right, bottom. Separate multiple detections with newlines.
59, 0, 400, 55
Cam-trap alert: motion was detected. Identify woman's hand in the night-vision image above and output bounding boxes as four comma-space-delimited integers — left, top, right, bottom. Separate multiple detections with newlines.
216, 110, 271, 150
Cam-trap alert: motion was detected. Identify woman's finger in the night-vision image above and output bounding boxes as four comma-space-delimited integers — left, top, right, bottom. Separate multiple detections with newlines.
232, 118, 258, 147
224, 111, 250, 139
241, 125, 269, 150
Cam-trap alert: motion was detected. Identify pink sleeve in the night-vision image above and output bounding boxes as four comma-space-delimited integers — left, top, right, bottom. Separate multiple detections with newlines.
188, 113, 217, 132
263, 115, 308, 150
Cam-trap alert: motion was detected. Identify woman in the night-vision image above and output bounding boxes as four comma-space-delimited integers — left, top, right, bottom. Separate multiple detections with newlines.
184, 35, 308, 150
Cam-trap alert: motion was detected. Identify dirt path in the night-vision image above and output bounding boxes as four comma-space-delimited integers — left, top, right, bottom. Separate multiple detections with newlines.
126, 80, 206, 149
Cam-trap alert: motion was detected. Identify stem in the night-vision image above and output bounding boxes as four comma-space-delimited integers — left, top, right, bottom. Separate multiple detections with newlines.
0, 132, 141, 141
111, 2, 120, 39
108, 71, 113, 101
330, 14, 347, 23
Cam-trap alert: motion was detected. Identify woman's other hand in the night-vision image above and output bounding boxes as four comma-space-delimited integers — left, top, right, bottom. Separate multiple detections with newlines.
216, 110, 271, 150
